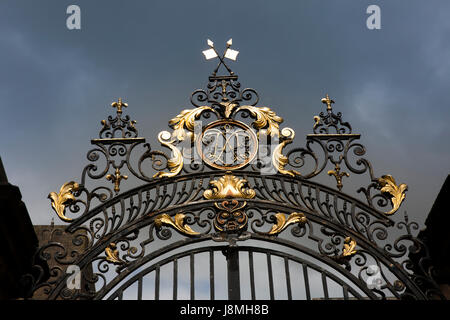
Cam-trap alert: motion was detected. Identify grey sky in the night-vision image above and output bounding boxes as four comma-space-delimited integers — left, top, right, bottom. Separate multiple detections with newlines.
0, 0, 449, 228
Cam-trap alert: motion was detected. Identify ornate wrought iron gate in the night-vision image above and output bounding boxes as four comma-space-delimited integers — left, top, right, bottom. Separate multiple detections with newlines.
25, 41, 444, 300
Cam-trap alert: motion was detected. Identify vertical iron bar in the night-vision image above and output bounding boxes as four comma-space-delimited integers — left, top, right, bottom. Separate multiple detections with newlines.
210, 249, 215, 300
173, 259, 178, 300
155, 265, 160, 300
321, 273, 329, 299
118, 290, 123, 301
302, 264, 311, 300
225, 247, 241, 300
284, 257, 292, 300
267, 253, 274, 300
137, 276, 142, 300
190, 253, 195, 300
343, 285, 349, 300
249, 251, 256, 300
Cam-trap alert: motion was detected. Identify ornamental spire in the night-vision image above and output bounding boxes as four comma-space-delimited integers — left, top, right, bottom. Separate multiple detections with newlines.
111, 98, 128, 116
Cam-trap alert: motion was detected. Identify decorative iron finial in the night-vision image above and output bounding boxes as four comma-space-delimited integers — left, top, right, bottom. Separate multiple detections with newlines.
202, 38, 239, 77
321, 94, 334, 112
98, 98, 140, 139
111, 98, 128, 116
310, 94, 353, 135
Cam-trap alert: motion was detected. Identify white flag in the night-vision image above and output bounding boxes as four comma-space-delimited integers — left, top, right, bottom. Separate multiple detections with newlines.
202, 48, 218, 60
224, 48, 239, 61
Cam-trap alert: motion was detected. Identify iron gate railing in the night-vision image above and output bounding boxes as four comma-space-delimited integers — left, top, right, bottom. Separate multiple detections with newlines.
104, 245, 373, 301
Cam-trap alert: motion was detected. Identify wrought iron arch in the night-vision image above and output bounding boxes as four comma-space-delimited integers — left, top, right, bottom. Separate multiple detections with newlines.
26, 40, 444, 300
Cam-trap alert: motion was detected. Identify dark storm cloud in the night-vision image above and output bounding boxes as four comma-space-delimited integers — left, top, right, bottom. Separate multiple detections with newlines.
0, 0, 449, 225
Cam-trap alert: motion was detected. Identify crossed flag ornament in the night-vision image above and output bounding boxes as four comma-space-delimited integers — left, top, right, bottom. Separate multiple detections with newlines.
202, 38, 239, 76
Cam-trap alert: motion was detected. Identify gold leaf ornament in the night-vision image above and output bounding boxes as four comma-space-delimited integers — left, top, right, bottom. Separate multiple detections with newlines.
48, 181, 80, 222
154, 213, 200, 236
272, 128, 301, 177
203, 173, 256, 199
220, 101, 239, 118
268, 212, 307, 235
342, 237, 357, 257
377, 175, 408, 215
313, 116, 321, 129
237, 106, 283, 137
169, 106, 213, 141
153, 131, 184, 178
105, 242, 124, 264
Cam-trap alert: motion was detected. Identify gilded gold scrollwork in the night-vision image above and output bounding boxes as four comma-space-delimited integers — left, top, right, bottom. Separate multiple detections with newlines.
342, 237, 357, 257
169, 106, 213, 141
236, 105, 283, 137
272, 128, 301, 177
203, 173, 256, 199
48, 181, 80, 222
331, 236, 357, 267
313, 115, 321, 130
267, 212, 307, 235
221, 101, 239, 118
105, 242, 124, 265
154, 213, 200, 236
377, 175, 408, 215
153, 131, 184, 178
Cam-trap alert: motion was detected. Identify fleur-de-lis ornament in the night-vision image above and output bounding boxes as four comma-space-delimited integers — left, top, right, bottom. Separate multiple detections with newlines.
111, 98, 128, 116
106, 168, 128, 193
